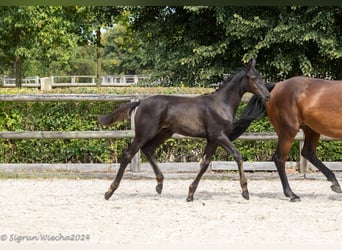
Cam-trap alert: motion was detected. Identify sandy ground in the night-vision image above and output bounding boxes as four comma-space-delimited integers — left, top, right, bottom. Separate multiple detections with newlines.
1, 177, 342, 248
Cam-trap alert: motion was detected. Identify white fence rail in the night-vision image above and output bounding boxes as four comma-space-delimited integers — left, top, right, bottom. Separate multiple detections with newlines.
0, 75, 150, 88
0, 94, 340, 174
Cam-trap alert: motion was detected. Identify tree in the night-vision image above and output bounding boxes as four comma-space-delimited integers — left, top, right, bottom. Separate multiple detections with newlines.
128, 6, 342, 85
2, 6, 340, 86
0, 7, 38, 86
240, 6, 342, 80
74, 6, 120, 86
102, 10, 148, 75
0, 6, 82, 87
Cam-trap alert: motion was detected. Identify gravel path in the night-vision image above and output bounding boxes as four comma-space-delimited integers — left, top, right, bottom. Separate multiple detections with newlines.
1, 178, 342, 247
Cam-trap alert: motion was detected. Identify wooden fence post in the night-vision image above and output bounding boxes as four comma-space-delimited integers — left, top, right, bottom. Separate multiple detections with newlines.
129, 99, 140, 173
299, 140, 308, 177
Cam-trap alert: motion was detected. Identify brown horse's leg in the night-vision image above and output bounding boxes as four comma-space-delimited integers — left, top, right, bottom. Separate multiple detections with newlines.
273, 135, 300, 202
141, 130, 173, 195
216, 133, 249, 200
187, 141, 217, 202
104, 138, 144, 200
301, 127, 342, 193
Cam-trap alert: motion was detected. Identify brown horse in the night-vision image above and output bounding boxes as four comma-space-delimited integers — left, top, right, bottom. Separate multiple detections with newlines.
98, 59, 270, 201
229, 76, 342, 201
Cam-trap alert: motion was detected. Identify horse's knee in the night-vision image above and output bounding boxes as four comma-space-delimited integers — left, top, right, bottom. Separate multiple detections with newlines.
272, 153, 279, 163
272, 153, 284, 168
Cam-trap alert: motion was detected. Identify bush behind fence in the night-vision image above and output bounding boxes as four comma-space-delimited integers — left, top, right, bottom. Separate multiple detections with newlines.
0, 100, 340, 164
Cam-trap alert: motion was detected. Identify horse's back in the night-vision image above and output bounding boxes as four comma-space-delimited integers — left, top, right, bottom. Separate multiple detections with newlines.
134, 94, 211, 138
267, 77, 342, 138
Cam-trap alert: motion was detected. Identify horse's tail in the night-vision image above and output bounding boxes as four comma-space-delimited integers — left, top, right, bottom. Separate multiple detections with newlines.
98, 101, 140, 126
228, 82, 276, 141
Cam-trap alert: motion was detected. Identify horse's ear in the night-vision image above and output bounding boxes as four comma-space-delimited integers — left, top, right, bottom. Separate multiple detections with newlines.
247, 58, 256, 70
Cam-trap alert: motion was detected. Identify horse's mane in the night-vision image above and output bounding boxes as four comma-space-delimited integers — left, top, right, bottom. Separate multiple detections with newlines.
214, 67, 246, 93
228, 81, 276, 141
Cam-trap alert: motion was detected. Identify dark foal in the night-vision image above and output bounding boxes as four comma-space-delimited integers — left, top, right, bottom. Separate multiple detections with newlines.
99, 59, 270, 201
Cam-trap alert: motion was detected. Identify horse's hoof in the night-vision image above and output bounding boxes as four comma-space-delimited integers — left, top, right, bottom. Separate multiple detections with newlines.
186, 196, 194, 202
242, 190, 249, 200
331, 184, 342, 193
290, 196, 301, 202
104, 191, 113, 200
156, 184, 163, 194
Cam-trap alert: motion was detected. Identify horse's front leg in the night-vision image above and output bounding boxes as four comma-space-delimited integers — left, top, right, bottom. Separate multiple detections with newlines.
187, 141, 217, 202
273, 137, 301, 202
236, 159, 249, 200
217, 133, 249, 200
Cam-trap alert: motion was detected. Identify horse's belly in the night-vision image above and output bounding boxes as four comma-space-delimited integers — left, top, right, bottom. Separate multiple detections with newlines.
305, 112, 342, 138
299, 87, 342, 139
165, 111, 207, 137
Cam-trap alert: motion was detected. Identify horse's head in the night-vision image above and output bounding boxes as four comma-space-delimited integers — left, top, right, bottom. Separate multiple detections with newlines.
244, 59, 270, 102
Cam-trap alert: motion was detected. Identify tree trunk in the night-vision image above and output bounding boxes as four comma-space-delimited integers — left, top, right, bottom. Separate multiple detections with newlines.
15, 55, 22, 88
96, 28, 102, 87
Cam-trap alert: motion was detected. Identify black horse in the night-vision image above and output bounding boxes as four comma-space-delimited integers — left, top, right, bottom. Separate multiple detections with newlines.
98, 59, 270, 201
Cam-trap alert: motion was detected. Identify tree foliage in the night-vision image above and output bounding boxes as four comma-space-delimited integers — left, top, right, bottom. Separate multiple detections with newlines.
0, 6, 82, 86
128, 6, 341, 85
0, 88, 340, 163
0, 6, 341, 86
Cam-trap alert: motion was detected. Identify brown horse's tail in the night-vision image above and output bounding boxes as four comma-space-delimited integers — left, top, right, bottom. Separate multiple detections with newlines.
228, 82, 276, 141
98, 101, 140, 126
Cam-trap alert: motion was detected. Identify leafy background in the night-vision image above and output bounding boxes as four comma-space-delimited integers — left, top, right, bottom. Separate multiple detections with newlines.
0, 6, 341, 164
1, 6, 341, 86
0, 87, 340, 164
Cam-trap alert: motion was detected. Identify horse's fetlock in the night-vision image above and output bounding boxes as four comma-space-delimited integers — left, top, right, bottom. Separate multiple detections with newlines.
156, 174, 164, 183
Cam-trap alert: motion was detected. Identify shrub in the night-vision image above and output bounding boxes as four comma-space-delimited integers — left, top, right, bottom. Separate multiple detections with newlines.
0, 87, 340, 163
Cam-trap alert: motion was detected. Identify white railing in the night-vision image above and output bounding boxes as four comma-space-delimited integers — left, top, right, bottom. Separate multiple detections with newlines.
0, 75, 150, 88
0, 76, 40, 87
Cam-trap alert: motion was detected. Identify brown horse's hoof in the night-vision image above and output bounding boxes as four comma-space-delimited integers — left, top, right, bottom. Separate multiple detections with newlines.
156, 184, 163, 194
242, 190, 249, 200
104, 191, 113, 200
331, 184, 342, 193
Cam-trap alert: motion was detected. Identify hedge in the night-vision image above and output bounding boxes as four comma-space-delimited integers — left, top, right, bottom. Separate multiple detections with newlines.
0, 87, 340, 164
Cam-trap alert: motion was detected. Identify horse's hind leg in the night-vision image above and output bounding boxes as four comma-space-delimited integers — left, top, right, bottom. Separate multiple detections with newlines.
301, 127, 341, 193
141, 130, 173, 195
104, 138, 144, 200
187, 141, 217, 202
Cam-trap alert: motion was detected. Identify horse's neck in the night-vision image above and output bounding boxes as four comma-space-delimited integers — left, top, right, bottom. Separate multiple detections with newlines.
215, 79, 245, 113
